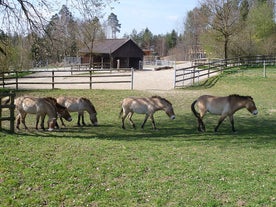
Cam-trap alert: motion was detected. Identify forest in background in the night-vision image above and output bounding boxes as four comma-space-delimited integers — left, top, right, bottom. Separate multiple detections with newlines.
0, 0, 275, 71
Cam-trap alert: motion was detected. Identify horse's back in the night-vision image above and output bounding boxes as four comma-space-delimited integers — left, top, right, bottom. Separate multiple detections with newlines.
57, 96, 86, 112
15, 96, 38, 113
122, 97, 152, 114
197, 95, 230, 115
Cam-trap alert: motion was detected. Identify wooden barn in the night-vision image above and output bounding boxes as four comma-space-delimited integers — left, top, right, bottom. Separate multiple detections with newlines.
79, 38, 144, 69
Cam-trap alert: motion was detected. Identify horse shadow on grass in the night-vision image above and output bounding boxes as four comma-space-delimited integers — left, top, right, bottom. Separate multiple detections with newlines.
14, 114, 276, 145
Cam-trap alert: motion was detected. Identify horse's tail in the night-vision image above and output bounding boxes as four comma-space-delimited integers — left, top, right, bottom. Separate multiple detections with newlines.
191, 100, 200, 118
119, 107, 123, 118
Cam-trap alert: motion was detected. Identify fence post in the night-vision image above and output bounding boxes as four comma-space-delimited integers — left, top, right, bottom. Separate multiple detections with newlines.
52, 71, 54, 89
263, 60, 266, 78
16, 71, 18, 90
192, 67, 195, 85
1, 72, 4, 88
0, 97, 2, 130
10, 92, 15, 133
89, 70, 92, 89
208, 62, 211, 78
131, 68, 134, 90
173, 64, 176, 88
0, 91, 15, 133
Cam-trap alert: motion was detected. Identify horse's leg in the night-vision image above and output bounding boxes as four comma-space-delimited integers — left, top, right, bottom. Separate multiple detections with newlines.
214, 114, 227, 132
141, 114, 149, 129
198, 111, 206, 132
21, 113, 28, 130
149, 114, 157, 130
41, 115, 47, 130
77, 113, 81, 126
60, 117, 66, 127
55, 120, 60, 129
128, 112, 136, 129
81, 113, 86, 126
121, 112, 127, 129
229, 115, 236, 132
16, 114, 21, 129
77, 112, 85, 126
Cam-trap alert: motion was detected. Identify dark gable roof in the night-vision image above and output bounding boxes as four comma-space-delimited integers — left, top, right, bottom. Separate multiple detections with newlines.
79, 38, 139, 54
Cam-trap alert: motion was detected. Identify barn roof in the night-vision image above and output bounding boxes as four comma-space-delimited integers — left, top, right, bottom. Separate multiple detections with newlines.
79, 38, 139, 54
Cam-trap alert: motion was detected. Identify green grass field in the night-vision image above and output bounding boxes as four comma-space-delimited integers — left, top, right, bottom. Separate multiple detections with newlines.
1, 67, 276, 206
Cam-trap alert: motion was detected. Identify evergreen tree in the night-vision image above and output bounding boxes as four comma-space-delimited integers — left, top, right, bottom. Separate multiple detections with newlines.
107, 13, 121, 39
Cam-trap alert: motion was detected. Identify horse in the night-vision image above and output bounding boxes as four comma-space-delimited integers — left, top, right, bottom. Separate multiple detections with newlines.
119, 95, 175, 130
43, 97, 72, 128
15, 96, 58, 131
191, 94, 258, 132
56, 96, 98, 126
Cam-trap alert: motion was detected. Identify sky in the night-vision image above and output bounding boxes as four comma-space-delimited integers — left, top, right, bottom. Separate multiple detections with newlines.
106, 0, 199, 36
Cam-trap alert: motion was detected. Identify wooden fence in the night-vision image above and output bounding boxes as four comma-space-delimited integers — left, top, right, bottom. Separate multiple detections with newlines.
0, 91, 15, 133
0, 68, 134, 90
174, 56, 276, 88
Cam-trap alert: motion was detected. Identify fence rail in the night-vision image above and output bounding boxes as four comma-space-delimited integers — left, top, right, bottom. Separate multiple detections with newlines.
174, 56, 276, 88
0, 91, 15, 133
1, 68, 134, 90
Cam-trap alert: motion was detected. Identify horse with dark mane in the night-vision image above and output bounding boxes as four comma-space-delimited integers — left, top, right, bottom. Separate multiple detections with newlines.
120, 95, 175, 130
44, 97, 72, 128
191, 94, 258, 132
56, 96, 98, 126
15, 96, 57, 131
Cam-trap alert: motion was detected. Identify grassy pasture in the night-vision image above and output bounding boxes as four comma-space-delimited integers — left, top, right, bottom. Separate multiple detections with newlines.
0, 67, 276, 206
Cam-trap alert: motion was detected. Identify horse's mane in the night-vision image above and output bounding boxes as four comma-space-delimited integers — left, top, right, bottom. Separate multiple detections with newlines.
45, 97, 67, 109
229, 94, 253, 100
80, 97, 97, 112
151, 95, 172, 105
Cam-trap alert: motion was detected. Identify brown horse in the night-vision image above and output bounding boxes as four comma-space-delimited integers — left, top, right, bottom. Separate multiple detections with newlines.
56, 96, 98, 126
120, 96, 175, 129
191, 94, 258, 132
15, 96, 58, 131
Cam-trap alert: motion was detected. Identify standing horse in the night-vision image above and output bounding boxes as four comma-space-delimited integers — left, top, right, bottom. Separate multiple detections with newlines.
56, 96, 98, 126
120, 96, 175, 129
15, 96, 58, 131
191, 94, 258, 132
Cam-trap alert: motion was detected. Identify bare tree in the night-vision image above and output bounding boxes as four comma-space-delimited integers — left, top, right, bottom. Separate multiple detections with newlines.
200, 0, 242, 59
0, 0, 49, 33
71, 0, 117, 68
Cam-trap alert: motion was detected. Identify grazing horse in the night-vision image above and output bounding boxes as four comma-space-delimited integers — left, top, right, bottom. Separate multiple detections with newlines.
15, 96, 58, 131
43, 97, 72, 128
120, 96, 175, 130
56, 96, 98, 126
191, 94, 258, 132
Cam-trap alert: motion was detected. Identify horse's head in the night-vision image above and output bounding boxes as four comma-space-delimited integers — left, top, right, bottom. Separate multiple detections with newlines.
166, 107, 176, 120
56, 103, 72, 122
161, 98, 175, 120
89, 112, 98, 126
246, 96, 258, 115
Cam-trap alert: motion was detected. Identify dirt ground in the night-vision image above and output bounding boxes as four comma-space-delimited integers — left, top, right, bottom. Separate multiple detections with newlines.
5, 62, 196, 91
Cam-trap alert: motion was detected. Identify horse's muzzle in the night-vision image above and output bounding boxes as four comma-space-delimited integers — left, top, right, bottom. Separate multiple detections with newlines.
171, 115, 176, 120
252, 110, 258, 115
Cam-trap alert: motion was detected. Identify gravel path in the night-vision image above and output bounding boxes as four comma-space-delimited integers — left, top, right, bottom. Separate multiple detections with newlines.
5, 62, 211, 91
